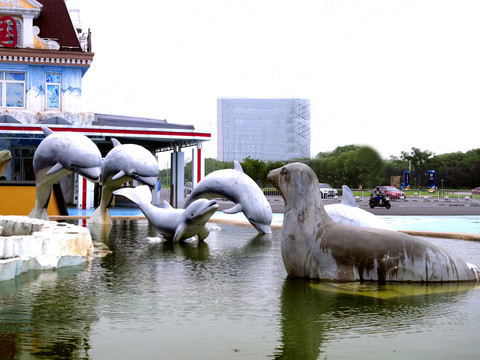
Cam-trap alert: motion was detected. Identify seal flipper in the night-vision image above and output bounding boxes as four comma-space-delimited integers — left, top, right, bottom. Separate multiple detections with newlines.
223, 203, 243, 214
46, 162, 65, 176
341, 185, 356, 207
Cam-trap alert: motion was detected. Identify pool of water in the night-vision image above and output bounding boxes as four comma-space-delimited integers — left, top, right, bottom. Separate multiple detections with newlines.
1, 220, 480, 359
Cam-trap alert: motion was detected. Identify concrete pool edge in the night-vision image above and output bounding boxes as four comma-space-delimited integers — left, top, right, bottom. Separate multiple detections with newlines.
48, 215, 480, 242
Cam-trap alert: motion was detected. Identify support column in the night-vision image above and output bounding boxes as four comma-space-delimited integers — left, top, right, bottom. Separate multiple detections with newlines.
170, 145, 184, 208
191, 141, 204, 187
76, 175, 95, 210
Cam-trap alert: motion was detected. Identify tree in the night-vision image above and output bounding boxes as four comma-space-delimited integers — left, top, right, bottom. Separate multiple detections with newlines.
400, 147, 433, 188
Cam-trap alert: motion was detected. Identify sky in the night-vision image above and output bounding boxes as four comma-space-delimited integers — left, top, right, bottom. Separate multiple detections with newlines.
75, 0, 480, 161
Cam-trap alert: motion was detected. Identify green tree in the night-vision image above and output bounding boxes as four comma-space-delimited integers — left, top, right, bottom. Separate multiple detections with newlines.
400, 147, 433, 188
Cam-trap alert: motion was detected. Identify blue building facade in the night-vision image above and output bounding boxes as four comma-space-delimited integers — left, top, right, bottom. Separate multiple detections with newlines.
217, 98, 310, 162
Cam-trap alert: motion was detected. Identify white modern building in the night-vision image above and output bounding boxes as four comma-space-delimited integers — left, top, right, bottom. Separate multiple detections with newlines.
217, 98, 310, 162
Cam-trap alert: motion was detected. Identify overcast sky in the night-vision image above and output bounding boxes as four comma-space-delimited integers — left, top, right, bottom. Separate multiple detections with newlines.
77, 0, 480, 160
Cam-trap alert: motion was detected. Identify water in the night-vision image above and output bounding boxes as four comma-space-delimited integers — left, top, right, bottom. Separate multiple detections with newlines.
1, 220, 480, 359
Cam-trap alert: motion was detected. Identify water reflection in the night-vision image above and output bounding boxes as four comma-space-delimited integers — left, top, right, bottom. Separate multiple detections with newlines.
274, 279, 479, 359
1, 220, 480, 359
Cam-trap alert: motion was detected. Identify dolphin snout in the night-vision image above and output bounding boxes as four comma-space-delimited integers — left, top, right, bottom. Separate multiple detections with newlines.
77, 167, 101, 182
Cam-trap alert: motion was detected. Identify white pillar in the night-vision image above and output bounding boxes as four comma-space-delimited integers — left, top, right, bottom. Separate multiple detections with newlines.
77, 175, 95, 210
171, 148, 184, 208
22, 14, 35, 48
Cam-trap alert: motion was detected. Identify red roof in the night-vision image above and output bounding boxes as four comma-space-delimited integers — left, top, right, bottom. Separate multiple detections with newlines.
34, 0, 81, 51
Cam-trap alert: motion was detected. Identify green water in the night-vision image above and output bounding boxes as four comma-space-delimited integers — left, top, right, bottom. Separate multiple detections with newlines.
1, 220, 480, 359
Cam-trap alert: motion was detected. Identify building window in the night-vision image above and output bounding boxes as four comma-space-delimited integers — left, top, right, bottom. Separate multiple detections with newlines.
46, 73, 61, 109
0, 71, 25, 108
13, 147, 35, 181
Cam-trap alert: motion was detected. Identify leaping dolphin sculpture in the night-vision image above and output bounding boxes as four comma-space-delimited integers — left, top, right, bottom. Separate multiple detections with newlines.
30, 127, 102, 220
325, 185, 395, 231
113, 186, 219, 242
267, 162, 480, 283
184, 161, 272, 234
0, 149, 12, 177
88, 139, 159, 224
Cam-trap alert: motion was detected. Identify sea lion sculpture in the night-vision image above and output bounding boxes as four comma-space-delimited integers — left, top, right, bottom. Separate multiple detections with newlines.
88, 138, 159, 224
325, 185, 394, 231
0, 149, 12, 177
113, 186, 219, 242
30, 127, 102, 220
184, 160, 272, 234
267, 162, 480, 283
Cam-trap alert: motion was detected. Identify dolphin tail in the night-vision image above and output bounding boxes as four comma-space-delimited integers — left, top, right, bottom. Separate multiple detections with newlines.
113, 186, 152, 207
341, 185, 356, 207
29, 206, 49, 221
88, 207, 112, 225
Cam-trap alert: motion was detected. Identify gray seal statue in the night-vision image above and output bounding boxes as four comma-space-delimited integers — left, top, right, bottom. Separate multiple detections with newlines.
30, 127, 102, 220
267, 162, 480, 283
0, 149, 12, 177
184, 160, 272, 234
88, 138, 159, 225
113, 186, 219, 242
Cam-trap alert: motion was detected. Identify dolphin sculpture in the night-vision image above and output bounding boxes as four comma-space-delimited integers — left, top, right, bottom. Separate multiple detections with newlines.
184, 161, 272, 234
113, 186, 219, 242
88, 139, 159, 224
325, 185, 395, 231
0, 149, 12, 177
267, 162, 480, 283
30, 127, 102, 220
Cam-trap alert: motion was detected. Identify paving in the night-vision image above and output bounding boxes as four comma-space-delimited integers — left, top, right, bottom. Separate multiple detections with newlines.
216, 196, 480, 216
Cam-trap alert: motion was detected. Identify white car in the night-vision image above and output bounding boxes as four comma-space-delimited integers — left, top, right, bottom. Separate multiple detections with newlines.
319, 183, 338, 199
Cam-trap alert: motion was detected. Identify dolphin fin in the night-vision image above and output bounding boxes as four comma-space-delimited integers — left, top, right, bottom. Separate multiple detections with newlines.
234, 160, 243, 172
157, 200, 172, 209
223, 203, 243, 214
112, 170, 127, 181
46, 162, 64, 176
341, 185, 356, 207
113, 186, 152, 206
173, 223, 188, 242
41, 126, 53, 137
111, 138, 121, 147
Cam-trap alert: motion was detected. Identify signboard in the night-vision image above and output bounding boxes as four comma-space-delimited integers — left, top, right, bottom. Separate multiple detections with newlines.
0, 16, 17, 48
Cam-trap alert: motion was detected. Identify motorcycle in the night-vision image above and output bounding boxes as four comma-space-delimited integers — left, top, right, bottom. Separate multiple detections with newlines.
369, 193, 391, 209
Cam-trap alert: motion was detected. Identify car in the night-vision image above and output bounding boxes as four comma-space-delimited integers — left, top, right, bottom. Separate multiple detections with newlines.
472, 187, 480, 195
371, 186, 406, 200
319, 183, 338, 199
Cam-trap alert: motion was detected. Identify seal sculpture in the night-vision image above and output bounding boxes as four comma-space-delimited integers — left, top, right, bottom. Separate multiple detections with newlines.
30, 127, 102, 220
267, 162, 480, 283
113, 186, 219, 242
184, 160, 272, 234
88, 138, 159, 224
325, 185, 394, 231
0, 149, 12, 177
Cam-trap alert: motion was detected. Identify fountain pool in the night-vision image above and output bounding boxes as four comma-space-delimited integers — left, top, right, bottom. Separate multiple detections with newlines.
0, 219, 479, 359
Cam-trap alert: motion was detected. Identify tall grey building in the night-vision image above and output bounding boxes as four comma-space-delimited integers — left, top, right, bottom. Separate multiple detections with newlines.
217, 98, 310, 162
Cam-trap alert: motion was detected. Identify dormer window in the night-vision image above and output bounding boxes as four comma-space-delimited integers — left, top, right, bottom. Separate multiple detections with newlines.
46, 73, 61, 109
0, 71, 25, 108
0, 16, 21, 48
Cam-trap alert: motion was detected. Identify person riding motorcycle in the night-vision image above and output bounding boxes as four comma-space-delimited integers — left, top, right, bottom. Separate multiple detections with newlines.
373, 186, 383, 204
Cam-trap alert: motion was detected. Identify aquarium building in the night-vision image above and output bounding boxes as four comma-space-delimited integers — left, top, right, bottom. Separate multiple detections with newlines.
0, 0, 209, 212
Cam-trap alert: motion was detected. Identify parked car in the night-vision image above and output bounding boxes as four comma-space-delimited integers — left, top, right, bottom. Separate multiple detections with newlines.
371, 186, 406, 200
472, 187, 480, 195
319, 183, 338, 199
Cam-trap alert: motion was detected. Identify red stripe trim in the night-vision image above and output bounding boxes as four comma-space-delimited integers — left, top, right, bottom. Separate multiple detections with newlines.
0, 125, 211, 138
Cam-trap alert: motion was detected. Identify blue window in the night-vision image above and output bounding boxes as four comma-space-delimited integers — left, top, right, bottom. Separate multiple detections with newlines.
0, 71, 25, 108
46, 73, 61, 109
